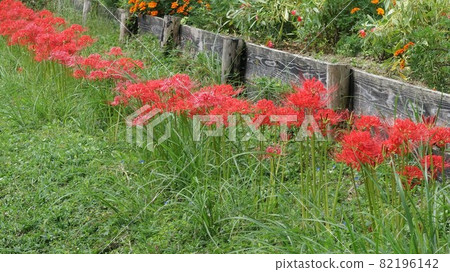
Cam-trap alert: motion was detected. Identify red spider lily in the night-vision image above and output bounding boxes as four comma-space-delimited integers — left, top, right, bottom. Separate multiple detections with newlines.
420, 155, 450, 179
398, 165, 424, 189
109, 95, 129, 106
107, 47, 123, 56
0, 0, 141, 81
422, 115, 437, 128
314, 108, 342, 126
265, 144, 282, 157
383, 119, 428, 156
354, 115, 382, 132
427, 126, 450, 148
287, 78, 332, 112
273, 106, 303, 128
252, 99, 278, 127
335, 131, 384, 170
314, 108, 343, 136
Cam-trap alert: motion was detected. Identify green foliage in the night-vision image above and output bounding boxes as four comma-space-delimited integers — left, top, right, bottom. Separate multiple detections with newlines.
336, 35, 364, 57
227, 0, 302, 42
408, 24, 450, 91
362, 0, 450, 91
184, 0, 239, 33
21, 0, 51, 9
247, 77, 292, 102
296, 0, 376, 52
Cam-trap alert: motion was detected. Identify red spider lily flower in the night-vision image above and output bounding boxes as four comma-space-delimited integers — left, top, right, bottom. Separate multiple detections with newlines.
287, 78, 331, 112
252, 99, 278, 127
354, 115, 382, 131
265, 144, 282, 157
109, 95, 128, 106
314, 108, 344, 136
420, 155, 450, 179
73, 69, 87, 79
398, 165, 424, 189
208, 97, 252, 126
336, 131, 384, 170
428, 127, 450, 148
274, 106, 304, 128
314, 108, 342, 128
107, 47, 124, 56
422, 115, 437, 128
383, 119, 428, 156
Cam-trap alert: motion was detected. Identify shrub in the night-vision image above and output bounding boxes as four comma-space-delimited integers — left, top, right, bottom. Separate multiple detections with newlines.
21, 0, 50, 9
362, 0, 450, 91
226, 0, 302, 42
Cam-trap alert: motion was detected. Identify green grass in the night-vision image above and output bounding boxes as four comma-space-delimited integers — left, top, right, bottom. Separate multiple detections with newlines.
0, 3, 448, 254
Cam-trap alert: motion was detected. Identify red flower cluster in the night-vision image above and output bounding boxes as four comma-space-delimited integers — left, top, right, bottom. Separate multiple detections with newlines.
113, 74, 345, 130
0, 0, 143, 81
399, 166, 423, 189
337, 114, 449, 182
2, 1, 448, 186
336, 130, 384, 170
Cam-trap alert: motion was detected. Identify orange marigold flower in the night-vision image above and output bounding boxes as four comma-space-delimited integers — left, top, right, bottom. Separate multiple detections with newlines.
177, 6, 185, 13
394, 48, 404, 57
148, 1, 157, 8
403, 42, 415, 50
350, 7, 360, 14
171, 2, 179, 9
371, 0, 379, 4
377, 8, 385, 15
150, 10, 158, 16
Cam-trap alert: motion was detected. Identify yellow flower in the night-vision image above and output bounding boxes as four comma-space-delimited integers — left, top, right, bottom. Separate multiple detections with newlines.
371, 0, 379, 4
376, 8, 384, 15
148, 1, 157, 8
350, 7, 360, 14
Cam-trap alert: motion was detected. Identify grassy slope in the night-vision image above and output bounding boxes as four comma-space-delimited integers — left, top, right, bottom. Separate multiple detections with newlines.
0, 7, 223, 253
